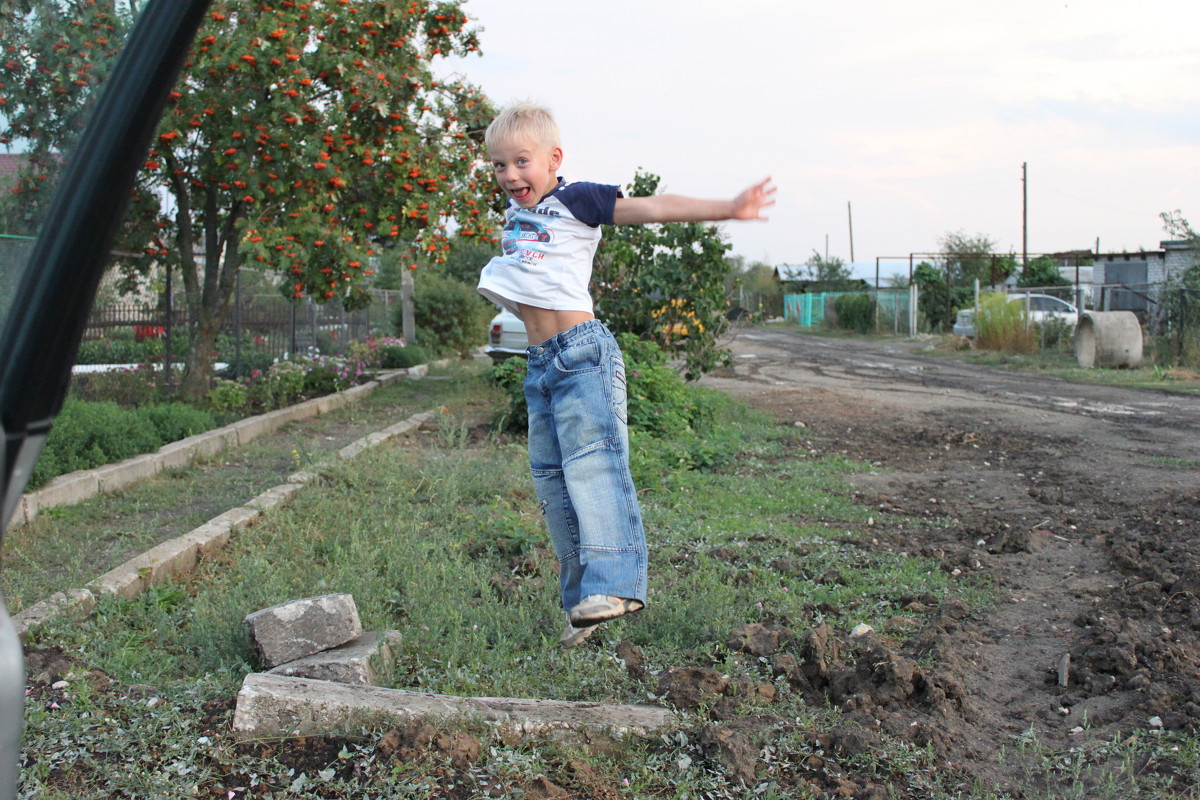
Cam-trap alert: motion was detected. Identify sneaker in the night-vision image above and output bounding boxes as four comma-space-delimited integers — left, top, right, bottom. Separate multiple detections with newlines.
568, 595, 645, 627
560, 616, 598, 649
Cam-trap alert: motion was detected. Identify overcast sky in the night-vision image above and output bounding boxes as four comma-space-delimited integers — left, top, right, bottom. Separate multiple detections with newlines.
440, 0, 1199, 280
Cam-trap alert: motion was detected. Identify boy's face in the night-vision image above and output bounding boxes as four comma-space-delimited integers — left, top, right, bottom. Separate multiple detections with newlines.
489, 135, 562, 209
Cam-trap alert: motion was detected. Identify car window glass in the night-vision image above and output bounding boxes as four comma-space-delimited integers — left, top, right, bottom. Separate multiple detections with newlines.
0, 5, 144, 332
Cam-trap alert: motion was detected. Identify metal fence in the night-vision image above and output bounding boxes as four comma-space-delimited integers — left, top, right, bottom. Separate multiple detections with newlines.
784, 287, 917, 336
82, 269, 403, 376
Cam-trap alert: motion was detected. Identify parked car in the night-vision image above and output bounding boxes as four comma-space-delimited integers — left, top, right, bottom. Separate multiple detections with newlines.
485, 308, 527, 361
952, 293, 1079, 338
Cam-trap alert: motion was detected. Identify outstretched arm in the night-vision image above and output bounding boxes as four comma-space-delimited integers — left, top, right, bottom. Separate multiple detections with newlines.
611, 176, 776, 226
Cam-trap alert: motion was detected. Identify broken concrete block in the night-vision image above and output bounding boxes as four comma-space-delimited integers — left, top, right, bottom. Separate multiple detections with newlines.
245, 594, 362, 668
13, 589, 97, 641
232, 674, 676, 741
267, 630, 400, 686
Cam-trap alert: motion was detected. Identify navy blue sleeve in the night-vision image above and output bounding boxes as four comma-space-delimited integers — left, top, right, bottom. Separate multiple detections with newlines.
554, 181, 623, 227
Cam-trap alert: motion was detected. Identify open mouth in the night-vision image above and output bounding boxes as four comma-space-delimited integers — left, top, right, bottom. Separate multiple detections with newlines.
509, 186, 533, 204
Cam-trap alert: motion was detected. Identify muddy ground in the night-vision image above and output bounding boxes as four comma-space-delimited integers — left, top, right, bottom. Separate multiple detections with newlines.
698, 327, 1200, 795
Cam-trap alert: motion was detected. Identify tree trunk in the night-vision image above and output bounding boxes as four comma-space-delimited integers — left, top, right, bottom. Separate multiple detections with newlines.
179, 315, 221, 405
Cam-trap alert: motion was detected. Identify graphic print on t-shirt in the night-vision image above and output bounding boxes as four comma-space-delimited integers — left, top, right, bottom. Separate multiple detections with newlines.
501, 217, 555, 267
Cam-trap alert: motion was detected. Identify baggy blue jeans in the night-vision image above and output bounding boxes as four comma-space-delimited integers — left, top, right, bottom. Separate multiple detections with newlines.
524, 320, 648, 611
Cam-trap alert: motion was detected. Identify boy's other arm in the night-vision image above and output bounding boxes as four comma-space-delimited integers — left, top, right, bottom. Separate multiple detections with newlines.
611, 176, 775, 226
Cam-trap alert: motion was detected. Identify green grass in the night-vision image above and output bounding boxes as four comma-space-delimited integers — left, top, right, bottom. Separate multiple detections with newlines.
1149, 457, 1200, 468
0, 362, 487, 612
15, 374, 1198, 798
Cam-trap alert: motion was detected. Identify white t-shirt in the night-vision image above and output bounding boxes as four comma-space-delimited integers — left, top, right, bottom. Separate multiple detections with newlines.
477, 178, 622, 319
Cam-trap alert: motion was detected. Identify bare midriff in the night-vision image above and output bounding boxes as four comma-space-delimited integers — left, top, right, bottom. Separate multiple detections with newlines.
518, 304, 595, 347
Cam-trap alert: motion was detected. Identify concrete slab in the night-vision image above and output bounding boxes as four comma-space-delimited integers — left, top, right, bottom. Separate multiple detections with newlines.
157, 440, 197, 471
267, 630, 400, 686
336, 439, 371, 460
182, 519, 234, 556
376, 413, 432, 440
245, 483, 303, 513
89, 533, 201, 600
272, 403, 315, 424
286, 469, 318, 485
94, 453, 162, 493
245, 594, 363, 668
230, 415, 277, 446
375, 370, 403, 385
29, 472, 101, 512
13, 589, 96, 641
181, 428, 240, 459
6, 497, 27, 529
232, 674, 676, 741
340, 384, 373, 403
182, 505, 259, 556
213, 506, 262, 532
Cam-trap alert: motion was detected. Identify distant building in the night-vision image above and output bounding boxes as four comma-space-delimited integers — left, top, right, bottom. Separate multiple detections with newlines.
1093, 240, 1199, 316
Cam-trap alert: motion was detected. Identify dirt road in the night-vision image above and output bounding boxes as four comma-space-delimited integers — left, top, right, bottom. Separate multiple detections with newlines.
701, 327, 1200, 794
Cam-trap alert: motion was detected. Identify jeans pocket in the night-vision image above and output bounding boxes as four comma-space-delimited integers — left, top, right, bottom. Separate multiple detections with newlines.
554, 337, 602, 374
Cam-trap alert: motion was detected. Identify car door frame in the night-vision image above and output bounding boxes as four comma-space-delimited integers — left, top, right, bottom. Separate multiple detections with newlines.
0, 3, 213, 797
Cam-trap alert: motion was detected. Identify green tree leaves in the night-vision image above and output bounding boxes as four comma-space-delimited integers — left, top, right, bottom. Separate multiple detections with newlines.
593, 171, 732, 380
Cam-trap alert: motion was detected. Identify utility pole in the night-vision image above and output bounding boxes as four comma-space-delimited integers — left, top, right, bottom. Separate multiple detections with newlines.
1022, 162, 1028, 268
847, 201, 855, 264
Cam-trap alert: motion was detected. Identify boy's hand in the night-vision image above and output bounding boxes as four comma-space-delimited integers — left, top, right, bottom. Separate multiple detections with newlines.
611, 176, 777, 226
730, 177, 776, 221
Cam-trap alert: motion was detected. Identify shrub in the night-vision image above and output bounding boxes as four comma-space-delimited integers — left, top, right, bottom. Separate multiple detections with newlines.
258, 360, 309, 409
975, 293, 1035, 353
488, 334, 736, 481
68, 364, 163, 407
1036, 317, 1075, 352
30, 399, 163, 488
299, 362, 336, 395
379, 344, 428, 369
299, 354, 353, 394
206, 379, 249, 414
834, 293, 875, 334
142, 402, 216, 442
489, 356, 528, 434
406, 271, 490, 357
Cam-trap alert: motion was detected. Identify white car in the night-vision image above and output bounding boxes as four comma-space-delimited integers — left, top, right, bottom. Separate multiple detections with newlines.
485, 308, 527, 361
952, 293, 1079, 338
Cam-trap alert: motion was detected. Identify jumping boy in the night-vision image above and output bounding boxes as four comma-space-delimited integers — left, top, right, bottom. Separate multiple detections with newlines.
477, 103, 775, 647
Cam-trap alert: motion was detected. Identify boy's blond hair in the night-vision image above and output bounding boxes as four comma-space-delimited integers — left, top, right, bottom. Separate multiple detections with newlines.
484, 103, 561, 153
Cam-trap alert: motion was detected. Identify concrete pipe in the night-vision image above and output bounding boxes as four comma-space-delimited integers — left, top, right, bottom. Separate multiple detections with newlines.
1074, 311, 1143, 368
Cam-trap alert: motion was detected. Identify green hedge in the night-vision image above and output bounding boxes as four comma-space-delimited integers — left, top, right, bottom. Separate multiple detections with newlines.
29, 400, 216, 490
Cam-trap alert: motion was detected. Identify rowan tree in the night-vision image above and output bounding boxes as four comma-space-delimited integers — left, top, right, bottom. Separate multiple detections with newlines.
0, 0, 497, 401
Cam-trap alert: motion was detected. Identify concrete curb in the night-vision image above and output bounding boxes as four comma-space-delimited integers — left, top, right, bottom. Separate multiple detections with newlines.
12, 380, 439, 640
8, 367, 418, 530
232, 674, 677, 741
